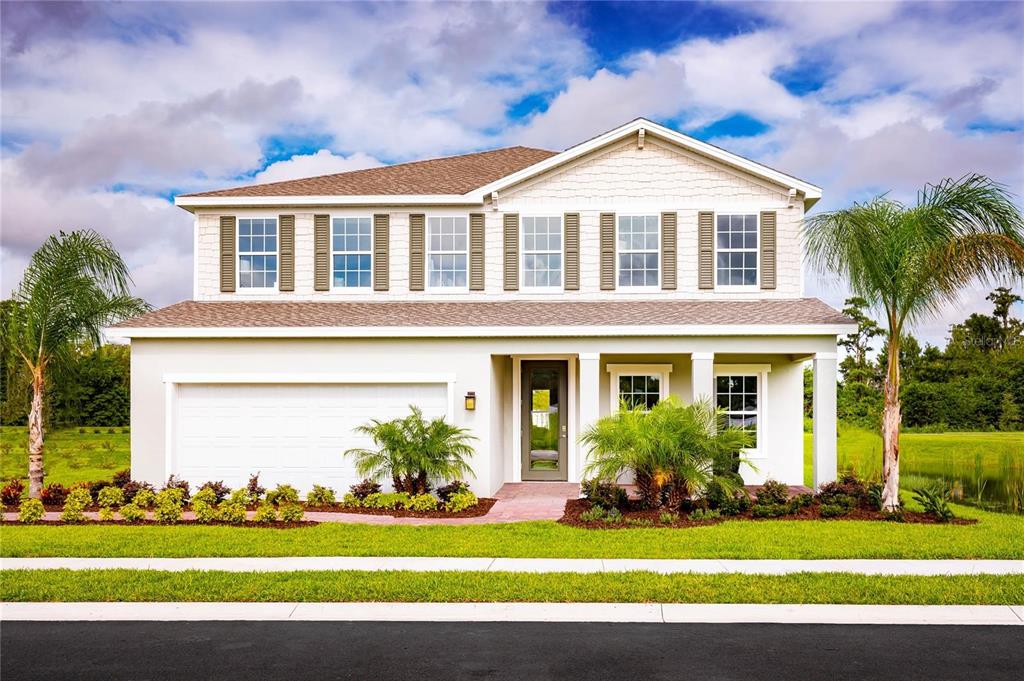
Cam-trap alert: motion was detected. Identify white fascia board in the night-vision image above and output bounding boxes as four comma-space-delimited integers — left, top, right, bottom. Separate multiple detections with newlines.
174, 194, 482, 210
163, 372, 456, 385
467, 118, 822, 203
108, 323, 858, 339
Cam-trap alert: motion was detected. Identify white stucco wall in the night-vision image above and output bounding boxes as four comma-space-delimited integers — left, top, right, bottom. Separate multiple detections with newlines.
192, 137, 804, 301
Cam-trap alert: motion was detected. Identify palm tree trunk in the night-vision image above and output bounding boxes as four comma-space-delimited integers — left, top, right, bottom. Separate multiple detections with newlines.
27, 365, 45, 499
881, 339, 901, 511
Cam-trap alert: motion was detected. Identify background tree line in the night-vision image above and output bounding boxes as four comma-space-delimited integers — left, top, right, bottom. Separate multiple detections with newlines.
1, 300, 131, 428
828, 287, 1024, 432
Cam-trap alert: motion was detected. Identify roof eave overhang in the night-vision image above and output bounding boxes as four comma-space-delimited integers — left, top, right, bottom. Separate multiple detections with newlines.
174, 194, 485, 211
108, 323, 858, 339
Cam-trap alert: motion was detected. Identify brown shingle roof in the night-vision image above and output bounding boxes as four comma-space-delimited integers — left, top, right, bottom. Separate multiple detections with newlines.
114, 299, 852, 330
182, 146, 557, 198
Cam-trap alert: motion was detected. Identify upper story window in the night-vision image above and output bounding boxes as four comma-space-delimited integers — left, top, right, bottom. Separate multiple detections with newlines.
428, 216, 468, 288
332, 217, 372, 288
238, 218, 277, 289
716, 214, 758, 286
617, 215, 659, 287
522, 216, 562, 288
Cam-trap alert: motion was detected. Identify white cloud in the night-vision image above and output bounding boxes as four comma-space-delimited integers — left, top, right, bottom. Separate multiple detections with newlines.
251, 150, 383, 185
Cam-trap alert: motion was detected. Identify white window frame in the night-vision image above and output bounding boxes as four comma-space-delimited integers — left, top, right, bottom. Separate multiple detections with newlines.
236, 217, 278, 292
607, 363, 672, 412
330, 215, 374, 291
520, 215, 564, 291
714, 212, 760, 291
713, 364, 771, 460
615, 214, 661, 290
426, 215, 470, 291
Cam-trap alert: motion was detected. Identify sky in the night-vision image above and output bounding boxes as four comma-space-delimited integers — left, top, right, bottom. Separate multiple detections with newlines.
1, 0, 1022, 347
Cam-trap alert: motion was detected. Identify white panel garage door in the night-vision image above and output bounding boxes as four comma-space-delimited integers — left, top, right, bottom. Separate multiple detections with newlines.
173, 382, 449, 494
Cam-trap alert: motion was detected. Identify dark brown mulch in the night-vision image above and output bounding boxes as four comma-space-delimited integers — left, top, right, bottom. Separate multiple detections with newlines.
559, 499, 977, 530
304, 497, 497, 518
0, 520, 317, 529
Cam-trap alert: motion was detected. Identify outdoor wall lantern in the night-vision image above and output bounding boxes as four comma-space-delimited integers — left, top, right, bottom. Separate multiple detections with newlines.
464, 391, 477, 411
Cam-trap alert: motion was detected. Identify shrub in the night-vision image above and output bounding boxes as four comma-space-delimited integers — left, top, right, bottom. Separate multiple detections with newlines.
217, 502, 247, 524
132, 487, 157, 509
246, 473, 266, 503
119, 503, 146, 522
122, 480, 155, 504
1, 478, 25, 506
97, 485, 124, 509
751, 503, 788, 518
111, 469, 132, 488
913, 485, 955, 522
867, 482, 884, 511
704, 474, 748, 515
689, 508, 721, 521
279, 503, 305, 522
435, 480, 470, 504
659, 511, 676, 524
306, 485, 336, 507
818, 473, 869, 508
363, 492, 412, 509
198, 480, 231, 504
60, 488, 92, 523
580, 506, 607, 522
602, 507, 624, 524
407, 494, 439, 512
228, 488, 250, 506
162, 475, 191, 503
445, 489, 478, 513
191, 487, 218, 506
39, 483, 69, 506
99, 506, 115, 521
625, 517, 653, 527
787, 493, 814, 514
192, 500, 217, 523
819, 503, 850, 518
252, 503, 278, 523
755, 479, 789, 506
266, 484, 300, 506
341, 492, 361, 508
349, 479, 382, 500
86, 479, 111, 499
580, 478, 628, 510
19, 498, 44, 523
154, 488, 185, 523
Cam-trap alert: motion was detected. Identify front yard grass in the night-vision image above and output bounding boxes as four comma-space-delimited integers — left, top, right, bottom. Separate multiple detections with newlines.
3, 502, 1022, 559
2, 569, 1021, 605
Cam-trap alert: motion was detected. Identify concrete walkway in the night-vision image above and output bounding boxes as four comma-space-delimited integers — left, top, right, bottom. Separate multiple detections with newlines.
3, 602, 1022, 625
4, 556, 1022, 575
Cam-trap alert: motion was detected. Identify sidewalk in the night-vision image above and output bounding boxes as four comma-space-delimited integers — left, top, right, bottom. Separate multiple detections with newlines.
4, 556, 1022, 575
3, 602, 1022, 625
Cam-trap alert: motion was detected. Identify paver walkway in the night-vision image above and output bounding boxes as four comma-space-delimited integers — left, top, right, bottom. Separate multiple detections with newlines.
3, 557, 1022, 575
1, 482, 579, 526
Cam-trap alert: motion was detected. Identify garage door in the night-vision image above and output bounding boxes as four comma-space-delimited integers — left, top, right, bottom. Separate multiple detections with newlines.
173, 382, 449, 494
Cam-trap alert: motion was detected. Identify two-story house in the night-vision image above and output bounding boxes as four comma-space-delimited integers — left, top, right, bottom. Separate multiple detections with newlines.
111, 118, 854, 496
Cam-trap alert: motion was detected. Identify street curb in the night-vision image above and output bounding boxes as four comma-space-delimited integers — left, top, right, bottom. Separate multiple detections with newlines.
2, 602, 1022, 624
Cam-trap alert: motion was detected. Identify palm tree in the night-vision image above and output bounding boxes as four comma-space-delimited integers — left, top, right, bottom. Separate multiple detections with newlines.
581, 398, 751, 509
345, 405, 475, 494
5, 230, 149, 498
804, 175, 1024, 510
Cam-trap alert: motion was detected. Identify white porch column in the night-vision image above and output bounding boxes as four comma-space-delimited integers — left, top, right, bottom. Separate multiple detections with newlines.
690, 352, 715, 405
578, 353, 601, 476
812, 352, 838, 488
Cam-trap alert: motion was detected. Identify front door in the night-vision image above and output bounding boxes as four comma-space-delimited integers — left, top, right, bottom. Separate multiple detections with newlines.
521, 360, 568, 481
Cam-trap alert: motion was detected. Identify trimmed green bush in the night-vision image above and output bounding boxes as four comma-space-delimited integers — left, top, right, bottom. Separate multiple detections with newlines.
819, 503, 850, 518
192, 500, 217, 523
306, 485, 336, 507
689, 508, 721, 521
580, 479, 628, 510
266, 484, 300, 506
363, 492, 412, 510
445, 489, 478, 513
119, 503, 145, 522
341, 493, 361, 508
279, 504, 305, 522
252, 503, 278, 523
132, 488, 157, 509
228, 488, 250, 506
191, 487, 218, 506
217, 502, 247, 524
153, 488, 185, 523
755, 480, 790, 506
60, 488, 92, 523
406, 494, 439, 512
18, 498, 44, 524
97, 485, 124, 509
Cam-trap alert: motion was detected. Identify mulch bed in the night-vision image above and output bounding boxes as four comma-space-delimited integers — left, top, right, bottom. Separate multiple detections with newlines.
559, 499, 978, 530
305, 497, 497, 518
0, 520, 317, 529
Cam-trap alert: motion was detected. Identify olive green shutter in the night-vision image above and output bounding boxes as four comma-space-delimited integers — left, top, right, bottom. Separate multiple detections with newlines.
661, 211, 677, 291
313, 214, 330, 292
563, 212, 580, 291
373, 213, 389, 291
278, 215, 295, 292
760, 210, 777, 290
219, 216, 236, 293
698, 211, 714, 290
469, 213, 485, 291
503, 213, 519, 291
409, 213, 425, 291
599, 212, 616, 290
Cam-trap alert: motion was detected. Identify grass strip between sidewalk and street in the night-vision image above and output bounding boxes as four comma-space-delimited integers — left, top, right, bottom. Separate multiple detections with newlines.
2, 570, 1022, 605
3, 502, 1023, 559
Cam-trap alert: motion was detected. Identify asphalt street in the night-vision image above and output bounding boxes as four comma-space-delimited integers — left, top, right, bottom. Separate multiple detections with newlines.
3, 621, 1022, 680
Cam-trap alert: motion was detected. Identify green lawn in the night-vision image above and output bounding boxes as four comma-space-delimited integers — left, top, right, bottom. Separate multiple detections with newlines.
2, 570, 1021, 605
1, 426, 130, 486
4, 500, 1022, 559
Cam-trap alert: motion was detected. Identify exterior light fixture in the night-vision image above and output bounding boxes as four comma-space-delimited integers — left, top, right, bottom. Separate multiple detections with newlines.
464, 391, 477, 411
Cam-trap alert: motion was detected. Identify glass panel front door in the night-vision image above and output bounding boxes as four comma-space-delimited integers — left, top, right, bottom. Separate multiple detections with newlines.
521, 361, 568, 481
